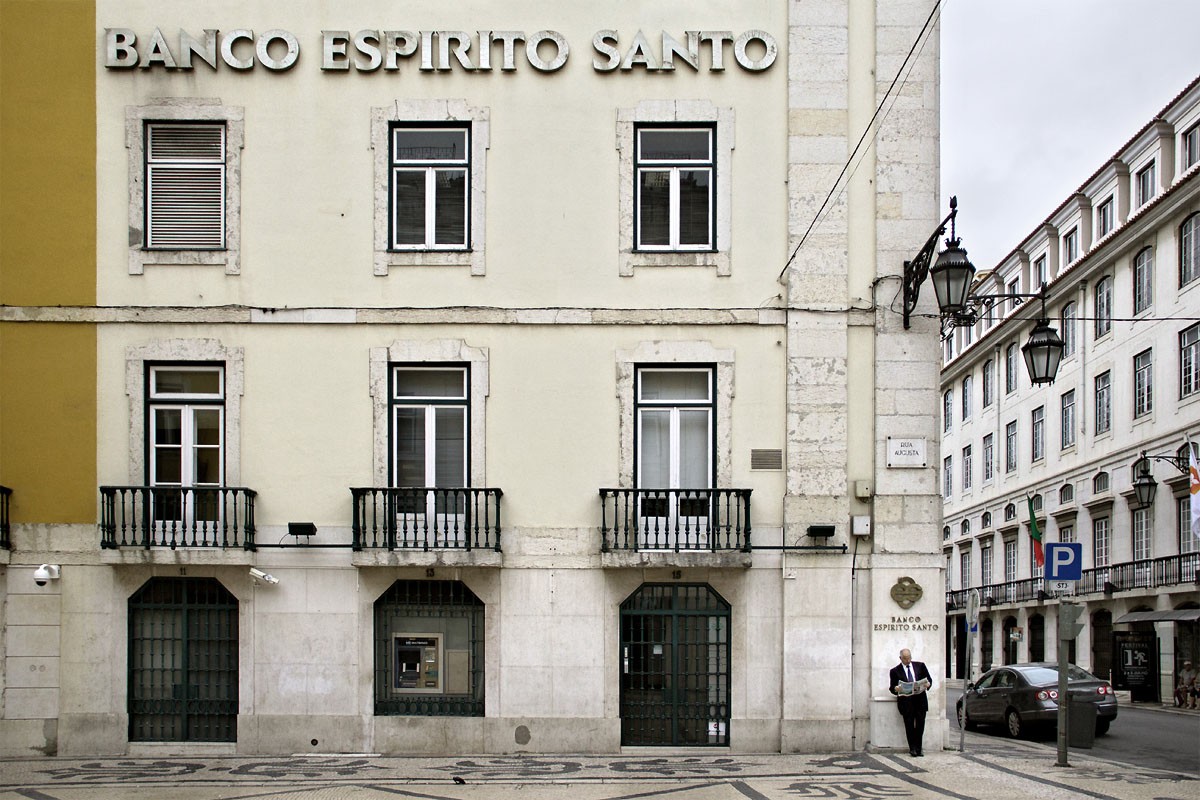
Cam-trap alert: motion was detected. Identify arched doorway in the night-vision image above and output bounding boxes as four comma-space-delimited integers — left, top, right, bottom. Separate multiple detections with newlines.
981, 618, 994, 672
1028, 614, 1045, 662
619, 583, 730, 746
1002, 616, 1019, 664
128, 577, 238, 742
1092, 609, 1113, 680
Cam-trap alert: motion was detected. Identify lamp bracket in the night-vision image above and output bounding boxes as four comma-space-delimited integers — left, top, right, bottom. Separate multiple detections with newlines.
1139, 451, 1189, 476
942, 287, 1051, 330
902, 197, 958, 329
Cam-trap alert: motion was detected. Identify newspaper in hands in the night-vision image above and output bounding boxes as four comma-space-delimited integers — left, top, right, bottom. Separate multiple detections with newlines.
897, 677, 930, 696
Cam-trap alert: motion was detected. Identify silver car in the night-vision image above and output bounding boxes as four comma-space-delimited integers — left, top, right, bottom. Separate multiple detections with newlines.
956, 663, 1118, 738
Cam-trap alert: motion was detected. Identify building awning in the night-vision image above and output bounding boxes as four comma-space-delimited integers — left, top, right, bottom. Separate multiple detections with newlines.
1114, 608, 1200, 624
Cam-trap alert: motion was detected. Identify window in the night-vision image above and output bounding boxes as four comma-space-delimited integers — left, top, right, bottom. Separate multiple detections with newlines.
943, 456, 953, 498
961, 375, 973, 420
389, 125, 470, 250
637, 367, 714, 497
960, 551, 972, 589
391, 365, 469, 495
126, 103, 244, 275
1180, 496, 1198, 554
1097, 196, 1114, 238
961, 519, 971, 538
982, 511, 993, 528
944, 335, 955, 363
1005, 420, 1018, 473
982, 434, 995, 482
1133, 507, 1152, 561
1062, 228, 1078, 265
147, 364, 225, 530
946, 555, 953, 591
635, 125, 715, 251
1182, 214, 1200, 287
1059, 484, 1074, 505
1093, 517, 1111, 567
1005, 343, 1019, 394
1133, 247, 1154, 314
1004, 539, 1017, 582
1060, 390, 1076, 449
980, 544, 992, 585
1094, 276, 1112, 338
1059, 525, 1074, 543
372, 100, 490, 275
943, 389, 953, 433
1181, 323, 1200, 398
1137, 161, 1156, 207
1006, 278, 1021, 314
1095, 371, 1112, 434
1034, 254, 1047, 287
373, 580, 485, 717
1031, 538, 1043, 578
1093, 471, 1110, 494
962, 445, 973, 490
618, 101, 732, 275
1061, 303, 1077, 357
982, 359, 995, 407
1185, 124, 1200, 170
1031, 406, 1045, 461
1134, 348, 1153, 418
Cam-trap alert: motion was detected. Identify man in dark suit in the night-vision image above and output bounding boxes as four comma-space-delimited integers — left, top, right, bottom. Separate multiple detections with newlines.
889, 648, 933, 756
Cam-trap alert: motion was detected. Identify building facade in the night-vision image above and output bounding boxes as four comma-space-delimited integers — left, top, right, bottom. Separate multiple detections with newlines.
1, 1, 946, 756
940, 76, 1200, 701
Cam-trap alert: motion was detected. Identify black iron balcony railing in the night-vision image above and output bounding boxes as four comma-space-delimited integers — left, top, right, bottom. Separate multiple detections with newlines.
351, 487, 503, 551
100, 486, 257, 550
0, 484, 11, 550
947, 552, 1199, 610
599, 488, 752, 552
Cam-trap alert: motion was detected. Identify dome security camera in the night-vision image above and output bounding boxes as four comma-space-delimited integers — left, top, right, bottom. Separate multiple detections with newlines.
33, 564, 61, 586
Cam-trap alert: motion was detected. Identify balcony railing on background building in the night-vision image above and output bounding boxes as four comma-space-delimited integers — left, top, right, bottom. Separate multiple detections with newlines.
599, 488, 752, 552
947, 552, 1200, 610
351, 487, 503, 551
0, 485, 11, 549
100, 486, 257, 550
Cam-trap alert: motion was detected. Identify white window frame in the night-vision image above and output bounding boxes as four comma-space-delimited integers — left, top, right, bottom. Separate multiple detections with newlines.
962, 444, 973, 490
1061, 303, 1077, 357
961, 375, 973, 420
943, 389, 953, 432
943, 456, 953, 498
388, 126, 470, 251
1062, 228, 1078, 265
1004, 539, 1017, 582
980, 544, 992, 585
1180, 323, 1200, 398
1005, 420, 1018, 473
1133, 247, 1154, 315
1094, 517, 1111, 567
1059, 525, 1075, 544
147, 365, 225, 492
1095, 371, 1112, 434
635, 366, 715, 497
1134, 348, 1154, 418
634, 125, 715, 252
960, 551, 972, 590
1182, 214, 1200, 287
1184, 124, 1200, 171
982, 433, 995, 482
1137, 161, 1156, 207
1097, 196, 1114, 238
126, 101, 244, 275
1061, 389, 1076, 449
1095, 277, 1113, 338
617, 100, 733, 276
1031, 406, 1045, 462
1034, 255, 1047, 287
982, 359, 995, 406
1133, 507, 1152, 561
371, 100, 490, 276
1006, 343, 1018, 394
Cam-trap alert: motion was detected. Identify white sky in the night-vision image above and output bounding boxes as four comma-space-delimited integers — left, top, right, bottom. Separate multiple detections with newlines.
939, 0, 1200, 270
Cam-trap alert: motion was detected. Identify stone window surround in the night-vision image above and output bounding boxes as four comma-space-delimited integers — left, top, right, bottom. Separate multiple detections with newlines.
125, 339, 244, 485
615, 340, 734, 487
371, 100, 490, 277
617, 100, 734, 277
369, 339, 490, 487
126, 99, 245, 275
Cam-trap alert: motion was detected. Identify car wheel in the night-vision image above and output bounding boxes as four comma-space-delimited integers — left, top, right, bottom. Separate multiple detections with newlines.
1004, 708, 1023, 738
957, 704, 979, 732
1095, 719, 1110, 736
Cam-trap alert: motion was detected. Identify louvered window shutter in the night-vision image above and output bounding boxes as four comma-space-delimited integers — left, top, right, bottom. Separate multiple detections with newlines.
146, 123, 226, 249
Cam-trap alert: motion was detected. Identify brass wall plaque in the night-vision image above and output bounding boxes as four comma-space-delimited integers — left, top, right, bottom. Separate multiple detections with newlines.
890, 576, 923, 609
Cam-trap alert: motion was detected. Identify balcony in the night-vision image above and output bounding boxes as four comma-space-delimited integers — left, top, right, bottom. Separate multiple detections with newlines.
946, 552, 1199, 610
351, 487, 503, 567
100, 486, 257, 550
0, 484, 10, 550
598, 488, 752, 567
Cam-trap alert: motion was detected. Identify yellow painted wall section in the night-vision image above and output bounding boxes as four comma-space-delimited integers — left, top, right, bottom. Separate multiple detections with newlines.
1, 0, 96, 306
0, 1, 97, 523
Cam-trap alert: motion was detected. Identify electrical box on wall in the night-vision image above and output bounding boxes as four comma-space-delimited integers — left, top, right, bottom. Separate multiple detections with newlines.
854, 480, 872, 500
851, 515, 871, 536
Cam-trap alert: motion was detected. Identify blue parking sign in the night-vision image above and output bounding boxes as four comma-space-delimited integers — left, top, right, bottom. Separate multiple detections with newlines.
1044, 542, 1083, 581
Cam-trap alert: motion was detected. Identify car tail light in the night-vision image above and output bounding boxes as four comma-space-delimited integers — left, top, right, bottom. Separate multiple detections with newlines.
1036, 689, 1059, 701
1097, 685, 1114, 695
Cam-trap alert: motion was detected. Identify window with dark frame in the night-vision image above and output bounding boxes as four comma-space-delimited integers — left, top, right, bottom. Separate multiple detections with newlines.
145, 122, 226, 250
634, 125, 715, 251
389, 125, 470, 250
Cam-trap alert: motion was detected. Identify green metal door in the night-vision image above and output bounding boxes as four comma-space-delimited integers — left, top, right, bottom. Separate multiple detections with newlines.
619, 583, 730, 746
129, 577, 238, 742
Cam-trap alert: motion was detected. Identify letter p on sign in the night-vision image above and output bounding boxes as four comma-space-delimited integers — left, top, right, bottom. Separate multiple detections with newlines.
1045, 542, 1083, 581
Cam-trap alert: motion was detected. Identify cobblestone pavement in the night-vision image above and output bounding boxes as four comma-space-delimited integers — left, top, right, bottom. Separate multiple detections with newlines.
0, 738, 1195, 800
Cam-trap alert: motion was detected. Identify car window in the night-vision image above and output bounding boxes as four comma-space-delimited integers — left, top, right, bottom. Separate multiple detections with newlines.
975, 672, 997, 689
997, 671, 1015, 688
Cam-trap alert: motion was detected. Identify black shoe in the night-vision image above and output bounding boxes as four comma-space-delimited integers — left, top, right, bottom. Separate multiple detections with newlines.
915, 751, 924, 757
909, 749, 918, 756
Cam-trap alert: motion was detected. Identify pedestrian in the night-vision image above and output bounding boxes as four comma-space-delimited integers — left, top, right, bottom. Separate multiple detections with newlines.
1177, 660, 1197, 709
889, 648, 933, 756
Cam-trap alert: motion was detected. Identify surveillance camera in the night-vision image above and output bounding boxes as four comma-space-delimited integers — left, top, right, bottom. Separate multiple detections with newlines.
33, 564, 61, 586
249, 567, 279, 585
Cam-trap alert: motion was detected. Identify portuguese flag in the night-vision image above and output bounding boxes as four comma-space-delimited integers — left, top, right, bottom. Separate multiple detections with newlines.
1027, 495, 1044, 567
